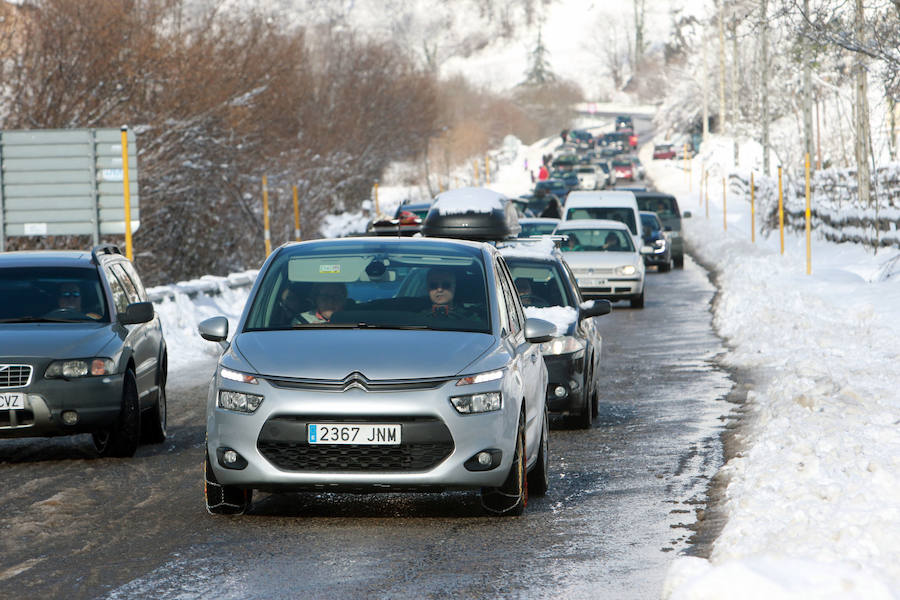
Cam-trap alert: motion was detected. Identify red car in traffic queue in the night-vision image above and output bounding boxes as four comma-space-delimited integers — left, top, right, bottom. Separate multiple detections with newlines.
652, 144, 676, 160
611, 159, 634, 181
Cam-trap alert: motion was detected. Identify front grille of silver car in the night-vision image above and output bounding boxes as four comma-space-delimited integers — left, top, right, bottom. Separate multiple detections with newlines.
0, 365, 32, 388
266, 371, 450, 393
257, 415, 454, 472
574, 268, 615, 276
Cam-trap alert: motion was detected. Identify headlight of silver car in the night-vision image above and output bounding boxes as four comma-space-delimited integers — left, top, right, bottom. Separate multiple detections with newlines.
450, 392, 502, 414
217, 390, 264, 413
45, 358, 115, 378
220, 367, 259, 384
540, 336, 586, 356
616, 265, 637, 276
456, 369, 504, 386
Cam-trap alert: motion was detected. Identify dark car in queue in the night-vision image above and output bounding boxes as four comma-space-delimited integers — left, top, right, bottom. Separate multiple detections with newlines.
640, 211, 673, 272
534, 178, 570, 203
518, 218, 561, 238
499, 241, 610, 428
368, 201, 432, 236
0, 245, 167, 457
634, 191, 691, 268
199, 236, 556, 516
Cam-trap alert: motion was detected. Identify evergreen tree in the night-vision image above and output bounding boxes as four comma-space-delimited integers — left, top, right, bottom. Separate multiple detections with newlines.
520, 29, 556, 86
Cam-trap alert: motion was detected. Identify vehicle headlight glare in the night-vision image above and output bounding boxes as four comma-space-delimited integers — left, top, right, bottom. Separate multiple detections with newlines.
540, 336, 586, 355
616, 265, 637, 276
450, 392, 502, 414
456, 369, 504, 386
218, 390, 264, 413
46, 358, 115, 378
220, 367, 259, 384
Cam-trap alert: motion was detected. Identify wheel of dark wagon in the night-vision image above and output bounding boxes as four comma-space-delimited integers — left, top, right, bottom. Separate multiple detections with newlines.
141, 356, 167, 444
204, 453, 252, 515
527, 404, 550, 497
659, 258, 672, 273
481, 411, 527, 516
630, 289, 645, 309
93, 369, 141, 458
573, 374, 593, 429
674, 255, 684, 269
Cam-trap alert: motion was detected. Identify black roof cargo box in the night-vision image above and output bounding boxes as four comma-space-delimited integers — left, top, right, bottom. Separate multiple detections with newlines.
421, 187, 521, 241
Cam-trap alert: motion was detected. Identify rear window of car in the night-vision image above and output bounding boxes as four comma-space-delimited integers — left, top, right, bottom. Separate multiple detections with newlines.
245, 242, 492, 334
565, 206, 636, 234
504, 260, 575, 308
636, 196, 679, 218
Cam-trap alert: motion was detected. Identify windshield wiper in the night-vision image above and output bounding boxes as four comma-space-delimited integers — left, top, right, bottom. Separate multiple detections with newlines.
0, 316, 85, 323
290, 322, 429, 330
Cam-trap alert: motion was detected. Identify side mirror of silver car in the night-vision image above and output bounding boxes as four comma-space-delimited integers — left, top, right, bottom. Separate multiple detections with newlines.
524, 317, 556, 344
198, 316, 229, 350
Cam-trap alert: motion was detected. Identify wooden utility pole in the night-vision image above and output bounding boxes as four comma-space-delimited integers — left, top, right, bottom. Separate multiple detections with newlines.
717, 0, 726, 135
802, 0, 815, 172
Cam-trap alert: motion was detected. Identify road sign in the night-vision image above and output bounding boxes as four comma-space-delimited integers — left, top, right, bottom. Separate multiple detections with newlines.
0, 128, 139, 250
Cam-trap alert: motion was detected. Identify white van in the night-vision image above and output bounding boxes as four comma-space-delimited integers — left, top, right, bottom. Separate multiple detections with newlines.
561, 191, 643, 250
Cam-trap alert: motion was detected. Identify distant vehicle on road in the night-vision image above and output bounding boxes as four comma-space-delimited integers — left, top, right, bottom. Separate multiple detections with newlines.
652, 143, 676, 160
634, 191, 691, 268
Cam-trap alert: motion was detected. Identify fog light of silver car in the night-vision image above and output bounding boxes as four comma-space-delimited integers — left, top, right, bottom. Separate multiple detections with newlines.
217, 390, 264, 413
464, 449, 502, 471
215, 447, 248, 470
450, 392, 502, 414
554, 385, 567, 398
61, 410, 78, 426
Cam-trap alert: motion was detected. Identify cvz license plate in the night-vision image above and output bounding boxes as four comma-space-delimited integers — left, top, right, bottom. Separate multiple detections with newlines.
582, 278, 607, 287
0, 393, 24, 410
308, 424, 401, 445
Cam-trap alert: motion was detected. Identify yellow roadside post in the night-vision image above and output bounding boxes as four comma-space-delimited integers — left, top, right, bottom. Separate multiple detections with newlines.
805, 153, 811, 274
292, 185, 301, 241
120, 126, 133, 261
688, 149, 693, 192
262, 175, 271, 256
485, 156, 491, 184
705, 171, 709, 218
751, 172, 756, 243
473, 160, 480, 185
778, 166, 784, 255
700, 166, 704, 206
722, 176, 727, 231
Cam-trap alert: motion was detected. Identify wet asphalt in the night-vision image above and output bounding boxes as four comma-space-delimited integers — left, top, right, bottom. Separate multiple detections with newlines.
0, 252, 737, 600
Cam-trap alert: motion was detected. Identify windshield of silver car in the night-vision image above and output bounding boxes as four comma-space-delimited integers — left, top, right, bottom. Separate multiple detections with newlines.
245, 242, 492, 333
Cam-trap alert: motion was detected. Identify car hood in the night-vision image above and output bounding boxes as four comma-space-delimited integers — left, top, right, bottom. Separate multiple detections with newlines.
561, 251, 642, 270
0, 324, 118, 359
231, 329, 496, 380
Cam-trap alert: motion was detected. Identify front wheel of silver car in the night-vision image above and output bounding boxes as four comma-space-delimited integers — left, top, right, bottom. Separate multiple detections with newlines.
204, 454, 252, 515
527, 404, 550, 497
93, 369, 141, 458
481, 411, 527, 516
630, 289, 645, 309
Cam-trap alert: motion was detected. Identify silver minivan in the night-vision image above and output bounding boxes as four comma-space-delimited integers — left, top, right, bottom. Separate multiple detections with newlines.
199, 237, 554, 516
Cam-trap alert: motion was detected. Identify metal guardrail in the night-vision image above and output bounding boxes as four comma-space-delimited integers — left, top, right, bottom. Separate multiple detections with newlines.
146, 270, 257, 303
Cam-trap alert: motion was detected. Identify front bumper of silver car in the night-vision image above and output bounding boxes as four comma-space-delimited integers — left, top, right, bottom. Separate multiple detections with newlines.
206, 374, 521, 492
